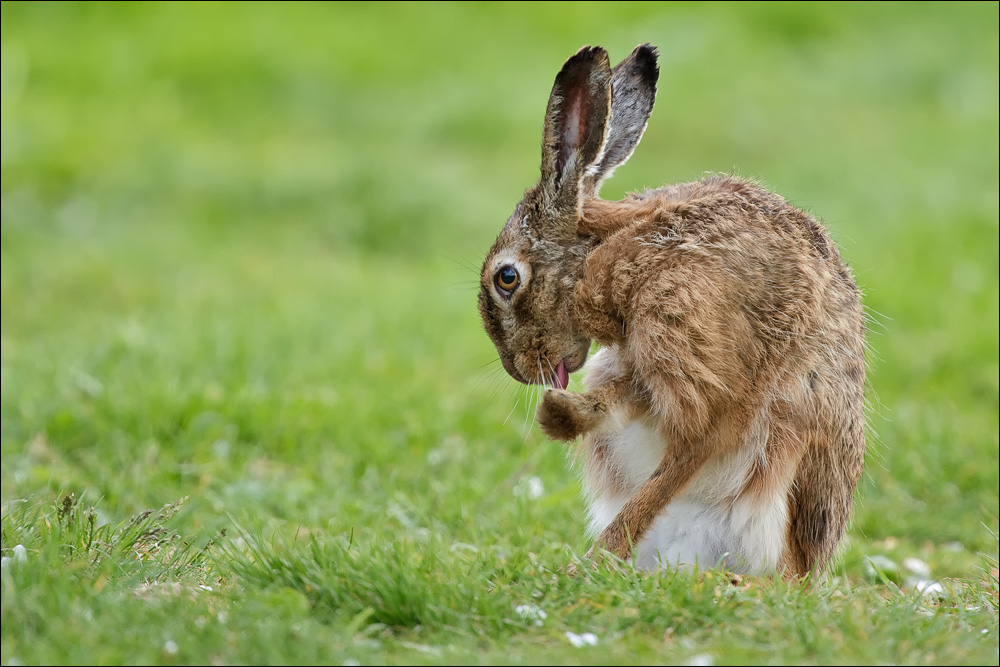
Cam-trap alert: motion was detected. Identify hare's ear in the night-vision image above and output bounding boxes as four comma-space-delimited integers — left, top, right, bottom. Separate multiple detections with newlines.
538, 46, 612, 226
583, 44, 659, 196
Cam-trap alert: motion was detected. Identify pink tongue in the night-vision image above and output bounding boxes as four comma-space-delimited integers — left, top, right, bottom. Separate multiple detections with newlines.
555, 360, 569, 390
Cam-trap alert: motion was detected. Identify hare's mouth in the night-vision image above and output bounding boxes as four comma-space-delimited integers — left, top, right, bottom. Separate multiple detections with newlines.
541, 345, 589, 389
533, 359, 570, 389
553, 360, 569, 390
504, 343, 589, 388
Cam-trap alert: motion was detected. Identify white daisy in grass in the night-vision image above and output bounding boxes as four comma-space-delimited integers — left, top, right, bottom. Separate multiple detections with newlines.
513, 475, 545, 500
514, 604, 547, 626
564, 631, 598, 647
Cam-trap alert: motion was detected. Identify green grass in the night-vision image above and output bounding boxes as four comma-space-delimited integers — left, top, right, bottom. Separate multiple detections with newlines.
2, 1, 997, 664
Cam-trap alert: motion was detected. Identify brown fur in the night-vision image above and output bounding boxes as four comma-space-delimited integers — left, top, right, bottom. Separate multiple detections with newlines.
478, 45, 866, 577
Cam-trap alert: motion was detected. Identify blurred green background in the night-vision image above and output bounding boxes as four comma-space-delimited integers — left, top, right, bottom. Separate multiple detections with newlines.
1, 0, 997, 570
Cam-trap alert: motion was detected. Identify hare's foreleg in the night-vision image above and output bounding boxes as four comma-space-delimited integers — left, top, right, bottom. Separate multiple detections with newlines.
536, 375, 634, 441
588, 437, 715, 562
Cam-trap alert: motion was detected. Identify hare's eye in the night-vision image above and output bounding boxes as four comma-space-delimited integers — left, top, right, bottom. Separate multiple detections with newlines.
494, 265, 520, 296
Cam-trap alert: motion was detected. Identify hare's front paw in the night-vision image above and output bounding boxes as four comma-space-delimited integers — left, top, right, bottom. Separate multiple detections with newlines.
537, 388, 598, 441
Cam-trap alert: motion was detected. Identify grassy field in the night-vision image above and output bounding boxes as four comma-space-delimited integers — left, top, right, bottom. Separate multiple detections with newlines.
1, 2, 997, 664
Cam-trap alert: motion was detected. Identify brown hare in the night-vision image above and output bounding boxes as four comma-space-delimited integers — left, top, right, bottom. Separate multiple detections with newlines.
478, 44, 866, 577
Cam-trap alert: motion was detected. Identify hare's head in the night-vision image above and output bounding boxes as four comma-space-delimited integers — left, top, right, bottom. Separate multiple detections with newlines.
478, 44, 658, 388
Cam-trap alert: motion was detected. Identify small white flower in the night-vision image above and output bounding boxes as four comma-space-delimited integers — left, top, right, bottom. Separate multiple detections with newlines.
687, 653, 714, 666
902, 557, 931, 578
515, 604, 547, 626
564, 631, 598, 647
514, 476, 545, 500
913, 580, 945, 598
164, 640, 179, 655
13, 545, 27, 563
198, 584, 213, 592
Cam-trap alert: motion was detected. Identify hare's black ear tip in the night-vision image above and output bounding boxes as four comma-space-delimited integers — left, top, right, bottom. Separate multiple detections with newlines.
633, 43, 660, 65
571, 45, 609, 62
559, 45, 610, 76
632, 43, 660, 79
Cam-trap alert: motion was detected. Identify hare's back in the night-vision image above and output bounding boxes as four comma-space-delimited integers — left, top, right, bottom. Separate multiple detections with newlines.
577, 174, 865, 424
587, 176, 859, 340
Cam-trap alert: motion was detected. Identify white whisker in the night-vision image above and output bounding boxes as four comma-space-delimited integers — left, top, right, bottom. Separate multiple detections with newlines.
521, 381, 535, 440
502, 389, 522, 427
524, 381, 540, 440
544, 356, 558, 388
